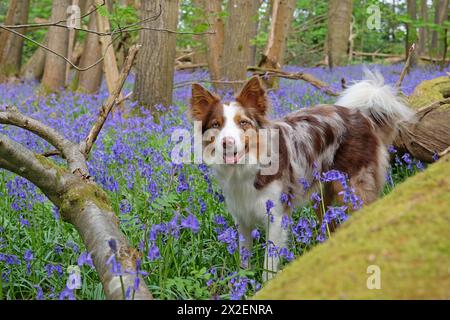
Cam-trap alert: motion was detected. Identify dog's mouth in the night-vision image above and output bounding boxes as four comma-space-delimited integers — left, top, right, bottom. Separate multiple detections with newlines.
222, 145, 249, 164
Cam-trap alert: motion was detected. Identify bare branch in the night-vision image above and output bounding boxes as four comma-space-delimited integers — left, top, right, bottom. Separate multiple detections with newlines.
0, 134, 60, 197
82, 44, 140, 156
0, 107, 88, 175
396, 43, 416, 89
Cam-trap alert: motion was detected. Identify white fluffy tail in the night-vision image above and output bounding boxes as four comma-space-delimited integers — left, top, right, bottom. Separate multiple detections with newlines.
336, 68, 414, 127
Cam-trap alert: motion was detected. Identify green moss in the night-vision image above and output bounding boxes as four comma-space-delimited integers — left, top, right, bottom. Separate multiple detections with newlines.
60, 182, 113, 216
254, 156, 450, 299
408, 76, 450, 109
34, 154, 67, 177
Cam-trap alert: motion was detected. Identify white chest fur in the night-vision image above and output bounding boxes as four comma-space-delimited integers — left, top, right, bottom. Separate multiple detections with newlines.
212, 164, 284, 229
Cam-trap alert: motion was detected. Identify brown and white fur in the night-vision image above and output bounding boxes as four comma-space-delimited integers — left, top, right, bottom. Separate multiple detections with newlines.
189, 69, 414, 281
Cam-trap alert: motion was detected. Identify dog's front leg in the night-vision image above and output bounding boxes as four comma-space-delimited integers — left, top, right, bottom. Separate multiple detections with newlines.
262, 215, 288, 282
237, 224, 253, 269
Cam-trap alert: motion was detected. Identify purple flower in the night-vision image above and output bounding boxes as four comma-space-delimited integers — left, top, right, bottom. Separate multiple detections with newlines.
432, 151, 439, 162
77, 252, 94, 268
281, 215, 292, 230
181, 214, 200, 233
217, 227, 238, 254
59, 286, 76, 300
147, 243, 161, 261
388, 145, 397, 154
265, 200, 274, 213
251, 229, 260, 240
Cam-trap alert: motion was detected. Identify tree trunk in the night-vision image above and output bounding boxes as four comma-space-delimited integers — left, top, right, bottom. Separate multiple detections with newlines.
255, 154, 450, 299
191, 0, 207, 65
430, 0, 449, 56
77, 8, 103, 93
418, 0, 429, 56
95, 0, 124, 108
220, 0, 258, 92
394, 76, 450, 163
327, 0, 352, 68
203, 0, 224, 89
259, 0, 296, 88
248, 0, 261, 66
20, 34, 48, 80
406, 0, 418, 66
41, 0, 71, 93
133, 0, 179, 111
0, 0, 30, 81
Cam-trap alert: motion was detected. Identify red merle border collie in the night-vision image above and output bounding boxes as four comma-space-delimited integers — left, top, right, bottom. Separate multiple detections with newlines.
189, 69, 414, 281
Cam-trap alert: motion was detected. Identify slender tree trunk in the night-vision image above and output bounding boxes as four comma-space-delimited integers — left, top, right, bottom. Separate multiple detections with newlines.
327, 0, 352, 68
95, 0, 124, 108
77, 7, 103, 93
248, 0, 261, 66
41, 0, 71, 93
20, 34, 48, 80
418, 0, 429, 56
259, 0, 295, 87
406, 0, 418, 66
0, 0, 30, 81
203, 0, 224, 89
133, 0, 180, 111
220, 0, 258, 92
191, 0, 207, 65
431, 0, 449, 55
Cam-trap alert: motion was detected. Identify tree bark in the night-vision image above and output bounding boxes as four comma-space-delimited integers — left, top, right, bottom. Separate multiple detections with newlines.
220, 0, 258, 92
41, 0, 71, 93
430, 0, 449, 55
394, 76, 450, 163
259, 0, 295, 88
133, 0, 179, 111
191, 0, 207, 65
203, 0, 224, 89
327, 0, 352, 68
248, 0, 261, 66
0, 0, 30, 81
77, 8, 103, 93
406, 0, 418, 66
95, 0, 124, 108
20, 34, 48, 80
418, 0, 429, 56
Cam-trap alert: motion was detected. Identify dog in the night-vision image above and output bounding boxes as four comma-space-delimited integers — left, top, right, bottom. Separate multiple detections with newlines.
189, 69, 414, 281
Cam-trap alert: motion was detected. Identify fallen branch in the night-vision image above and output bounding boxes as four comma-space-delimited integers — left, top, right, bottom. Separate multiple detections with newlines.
248, 66, 340, 96
82, 44, 140, 157
396, 44, 416, 89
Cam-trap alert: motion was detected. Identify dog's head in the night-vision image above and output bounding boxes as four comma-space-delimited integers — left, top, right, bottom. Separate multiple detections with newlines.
189, 76, 269, 166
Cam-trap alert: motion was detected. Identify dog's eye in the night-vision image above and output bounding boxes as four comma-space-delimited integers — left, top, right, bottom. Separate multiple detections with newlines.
210, 121, 220, 129
240, 120, 250, 127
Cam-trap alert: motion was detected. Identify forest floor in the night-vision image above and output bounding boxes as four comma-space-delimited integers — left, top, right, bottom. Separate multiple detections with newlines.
0, 63, 448, 300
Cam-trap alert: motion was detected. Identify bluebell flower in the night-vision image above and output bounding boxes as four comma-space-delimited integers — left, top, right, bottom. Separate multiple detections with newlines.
147, 243, 161, 261
181, 214, 200, 233
77, 251, 94, 268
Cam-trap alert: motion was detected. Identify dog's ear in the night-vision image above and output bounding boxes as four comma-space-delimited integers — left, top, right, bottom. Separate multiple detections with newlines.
190, 83, 220, 121
236, 76, 268, 115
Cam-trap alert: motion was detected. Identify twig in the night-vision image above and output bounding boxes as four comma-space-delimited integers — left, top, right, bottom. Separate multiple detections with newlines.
248, 66, 340, 96
439, 146, 450, 157
396, 43, 416, 89
82, 44, 140, 156
174, 79, 245, 89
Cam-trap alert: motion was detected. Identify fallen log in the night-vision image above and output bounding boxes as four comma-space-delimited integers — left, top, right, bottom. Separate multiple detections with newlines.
394, 76, 450, 162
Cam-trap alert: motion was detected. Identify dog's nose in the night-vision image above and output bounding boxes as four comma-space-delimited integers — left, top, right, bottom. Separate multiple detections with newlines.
222, 137, 235, 149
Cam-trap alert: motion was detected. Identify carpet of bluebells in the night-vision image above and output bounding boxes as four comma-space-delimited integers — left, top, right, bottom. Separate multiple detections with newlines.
0, 63, 446, 300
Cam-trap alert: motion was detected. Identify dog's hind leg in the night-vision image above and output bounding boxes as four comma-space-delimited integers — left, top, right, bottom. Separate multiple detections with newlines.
237, 223, 253, 269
